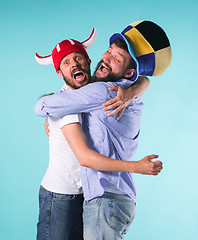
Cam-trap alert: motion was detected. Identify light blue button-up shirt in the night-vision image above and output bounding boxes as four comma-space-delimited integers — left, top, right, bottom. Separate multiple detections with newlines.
35, 78, 144, 200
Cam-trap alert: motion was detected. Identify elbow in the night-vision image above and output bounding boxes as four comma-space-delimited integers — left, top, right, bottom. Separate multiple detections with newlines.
34, 105, 40, 116
34, 99, 44, 116
34, 104, 46, 117
77, 152, 91, 168
34, 99, 50, 117
78, 157, 89, 167
34, 104, 41, 116
78, 159, 87, 167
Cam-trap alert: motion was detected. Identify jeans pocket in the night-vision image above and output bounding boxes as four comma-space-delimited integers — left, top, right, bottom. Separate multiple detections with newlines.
38, 195, 47, 220
52, 194, 77, 202
107, 198, 135, 234
84, 197, 101, 205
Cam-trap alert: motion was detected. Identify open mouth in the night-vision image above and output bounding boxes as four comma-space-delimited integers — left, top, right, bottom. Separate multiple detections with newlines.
98, 62, 111, 76
73, 70, 85, 82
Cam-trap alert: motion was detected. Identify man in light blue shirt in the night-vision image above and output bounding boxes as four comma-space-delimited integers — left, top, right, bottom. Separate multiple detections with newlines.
35, 20, 171, 239
35, 41, 145, 240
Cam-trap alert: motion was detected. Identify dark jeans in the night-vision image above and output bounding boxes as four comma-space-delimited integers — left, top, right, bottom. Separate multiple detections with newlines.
37, 186, 84, 240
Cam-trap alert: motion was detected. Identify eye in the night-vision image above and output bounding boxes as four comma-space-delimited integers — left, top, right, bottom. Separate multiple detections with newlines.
64, 60, 69, 64
76, 56, 82, 60
114, 57, 121, 62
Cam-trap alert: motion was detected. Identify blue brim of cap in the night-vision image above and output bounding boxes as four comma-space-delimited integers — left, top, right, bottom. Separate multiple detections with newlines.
109, 33, 139, 82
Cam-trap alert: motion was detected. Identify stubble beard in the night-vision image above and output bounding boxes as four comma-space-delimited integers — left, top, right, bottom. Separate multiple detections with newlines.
91, 60, 121, 83
61, 68, 91, 89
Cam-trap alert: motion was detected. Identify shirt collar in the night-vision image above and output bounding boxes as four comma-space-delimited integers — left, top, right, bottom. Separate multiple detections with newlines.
61, 83, 70, 91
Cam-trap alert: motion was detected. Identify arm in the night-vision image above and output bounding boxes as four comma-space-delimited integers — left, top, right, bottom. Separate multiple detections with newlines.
102, 76, 150, 120
44, 117, 50, 137
62, 122, 163, 175
34, 82, 112, 118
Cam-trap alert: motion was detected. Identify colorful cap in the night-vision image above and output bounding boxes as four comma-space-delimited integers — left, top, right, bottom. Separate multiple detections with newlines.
110, 20, 172, 81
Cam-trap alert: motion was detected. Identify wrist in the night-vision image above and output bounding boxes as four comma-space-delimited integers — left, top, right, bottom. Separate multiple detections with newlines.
129, 161, 138, 173
128, 85, 138, 99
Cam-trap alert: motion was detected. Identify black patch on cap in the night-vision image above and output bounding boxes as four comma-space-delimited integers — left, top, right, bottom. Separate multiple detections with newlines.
135, 21, 170, 51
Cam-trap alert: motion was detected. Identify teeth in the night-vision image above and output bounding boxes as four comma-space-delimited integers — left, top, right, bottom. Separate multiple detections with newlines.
101, 63, 110, 70
73, 70, 84, 78
73, 70, 85, 81
74, 71, 81, 74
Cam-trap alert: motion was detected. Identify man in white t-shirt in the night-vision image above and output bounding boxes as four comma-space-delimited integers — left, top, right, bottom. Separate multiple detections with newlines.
36, 37, 92, 240
35, 29, 162, 240
38, 85, 85, 240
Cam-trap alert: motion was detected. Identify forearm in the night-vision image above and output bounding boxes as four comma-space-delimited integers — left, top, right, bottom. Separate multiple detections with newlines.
77, 148, 162, 175
62, 122, 137, 172
130, 76, 150, 97
62, 123, 162, 175
74, 140, 162, 175
102, 76, 148, 119
34, 83, 109, 118
78, 147, 137, 172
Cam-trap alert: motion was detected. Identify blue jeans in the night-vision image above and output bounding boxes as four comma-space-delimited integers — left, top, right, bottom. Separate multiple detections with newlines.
37, 186, 84, 240
83, 192, 136, 240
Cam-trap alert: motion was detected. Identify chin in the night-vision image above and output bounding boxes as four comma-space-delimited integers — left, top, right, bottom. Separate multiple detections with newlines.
78, 80, 88, 87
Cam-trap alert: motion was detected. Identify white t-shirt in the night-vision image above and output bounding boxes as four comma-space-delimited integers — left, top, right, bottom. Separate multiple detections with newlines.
41, 84, 83, 194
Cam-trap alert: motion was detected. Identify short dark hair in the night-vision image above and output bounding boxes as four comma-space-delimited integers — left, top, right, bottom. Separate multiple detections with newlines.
113, 39, 136, 70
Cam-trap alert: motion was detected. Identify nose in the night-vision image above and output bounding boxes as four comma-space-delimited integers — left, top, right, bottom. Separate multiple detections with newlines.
71, 58, 79, 68
102, 53, 111, 64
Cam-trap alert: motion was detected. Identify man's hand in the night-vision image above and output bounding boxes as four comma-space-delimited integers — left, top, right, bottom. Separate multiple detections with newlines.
102, 85, 134, 120
102, 76, 150, 120
134, 154, 163, 175
44, 117, 50, 137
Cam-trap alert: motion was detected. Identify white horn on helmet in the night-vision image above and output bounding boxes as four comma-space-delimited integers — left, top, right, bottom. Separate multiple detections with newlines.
82, 28, 97, 49
35, 53, 53, 65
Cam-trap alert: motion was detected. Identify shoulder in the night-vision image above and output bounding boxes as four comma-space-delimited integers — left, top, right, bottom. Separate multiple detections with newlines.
49, 113, 82, 128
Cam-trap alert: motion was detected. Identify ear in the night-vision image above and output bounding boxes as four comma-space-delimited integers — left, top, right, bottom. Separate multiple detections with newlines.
124, 69, 136, 79
57, 69, 63, 78
87, 58, 91, 65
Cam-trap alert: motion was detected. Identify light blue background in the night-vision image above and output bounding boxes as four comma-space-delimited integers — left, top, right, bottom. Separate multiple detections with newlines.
1, 0, 198, 239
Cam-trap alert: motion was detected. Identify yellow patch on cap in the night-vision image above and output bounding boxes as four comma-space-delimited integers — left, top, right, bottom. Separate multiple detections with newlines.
153, 46, 172, 76
124, 27, 154, 57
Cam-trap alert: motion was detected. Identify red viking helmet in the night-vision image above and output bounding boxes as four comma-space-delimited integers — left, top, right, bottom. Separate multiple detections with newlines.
35, 28, 97, 72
